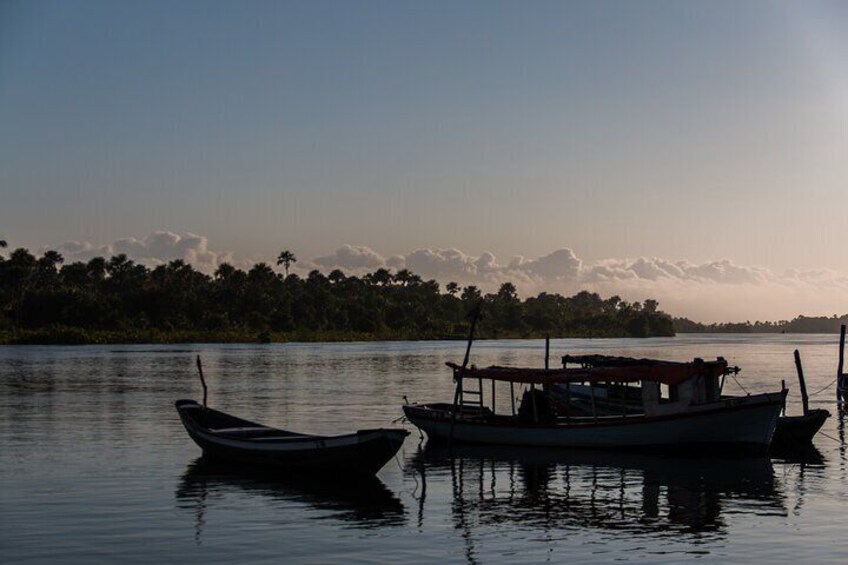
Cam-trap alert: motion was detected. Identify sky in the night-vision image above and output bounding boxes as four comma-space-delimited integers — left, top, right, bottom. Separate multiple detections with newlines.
1, 0, 846, 322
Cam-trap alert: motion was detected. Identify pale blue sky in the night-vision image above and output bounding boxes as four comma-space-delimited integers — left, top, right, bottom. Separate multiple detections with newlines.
1, 0, 846, 280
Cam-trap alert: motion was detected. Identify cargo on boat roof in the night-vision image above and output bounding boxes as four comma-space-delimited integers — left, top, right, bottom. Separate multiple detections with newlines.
446, 355, 736, 387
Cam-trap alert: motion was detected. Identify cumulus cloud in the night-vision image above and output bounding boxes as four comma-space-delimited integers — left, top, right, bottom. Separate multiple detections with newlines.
54, 240, 112, 263
404, 248, 478, 278
518, 248, 582, 279
313, 244, 386, 271
580, 257, 772, 286
53, 231, 232, 273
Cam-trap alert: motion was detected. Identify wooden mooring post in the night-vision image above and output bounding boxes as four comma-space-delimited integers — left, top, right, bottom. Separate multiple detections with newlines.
794, 349, 809, 416
780, 379, 786, 416
196, 355, 208, 411
838, 324, 846, 401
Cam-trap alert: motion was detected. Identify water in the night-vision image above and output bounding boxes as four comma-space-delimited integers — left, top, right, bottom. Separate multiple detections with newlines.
1, 335, 846, 563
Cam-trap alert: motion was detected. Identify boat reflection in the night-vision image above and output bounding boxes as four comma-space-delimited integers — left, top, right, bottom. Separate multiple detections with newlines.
176, 457, 406, 539
409, 443, 795, 541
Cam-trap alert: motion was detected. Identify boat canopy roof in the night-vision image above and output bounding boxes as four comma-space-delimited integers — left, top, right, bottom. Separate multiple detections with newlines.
446, 356, 734, 386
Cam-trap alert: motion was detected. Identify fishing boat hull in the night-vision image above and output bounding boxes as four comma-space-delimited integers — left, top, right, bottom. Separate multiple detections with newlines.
553, 383, 829, 446
403, 392, 784, 450
176, 400, 408, 475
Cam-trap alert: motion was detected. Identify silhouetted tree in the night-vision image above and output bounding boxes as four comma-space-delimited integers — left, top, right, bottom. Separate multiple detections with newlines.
276, 250, 297, 277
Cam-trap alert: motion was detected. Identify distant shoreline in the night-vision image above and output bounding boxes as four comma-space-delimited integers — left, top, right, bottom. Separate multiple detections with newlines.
0, 327, 678, 346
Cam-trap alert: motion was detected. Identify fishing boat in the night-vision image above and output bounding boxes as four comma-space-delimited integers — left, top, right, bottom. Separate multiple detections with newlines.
403, 356, 786, 450
551, 354, 830, 446
176, 400, 408, 475
553, 381, 830, 446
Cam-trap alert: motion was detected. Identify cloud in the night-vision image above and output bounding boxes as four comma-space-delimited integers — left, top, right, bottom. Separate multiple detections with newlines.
313, 244, 386, 271
53, 231, 232, 273
404, 248, 479, 278
312, 244, 848, 322
54, 240, 112, 263
517, 248, 582, 279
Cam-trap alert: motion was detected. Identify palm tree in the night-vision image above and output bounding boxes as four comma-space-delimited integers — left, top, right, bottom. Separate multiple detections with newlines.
276, 250, 297, 277
42, 250, 64, 264
0, 239, 7, 248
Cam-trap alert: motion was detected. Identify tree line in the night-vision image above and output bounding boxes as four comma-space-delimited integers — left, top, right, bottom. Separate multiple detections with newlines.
0, 246, 675, 344
673, 315, 848, 334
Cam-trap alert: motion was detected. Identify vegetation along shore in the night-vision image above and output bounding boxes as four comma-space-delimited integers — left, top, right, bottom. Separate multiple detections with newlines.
0, 247, 674, 344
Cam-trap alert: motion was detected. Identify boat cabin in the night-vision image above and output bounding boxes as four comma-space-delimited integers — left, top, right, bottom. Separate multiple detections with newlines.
560, 355, 734, 417
447, 355, 738, 422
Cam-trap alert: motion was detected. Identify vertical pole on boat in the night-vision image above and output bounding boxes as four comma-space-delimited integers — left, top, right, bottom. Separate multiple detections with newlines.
838, 324, 846, 401
781, 379, 786, 416
794, 349, 809, 416
461, 302, 481, 370
196, 355, 208, 411
450, 302, 482, 448
510, 382, 516, 416
450, 370, 462, 448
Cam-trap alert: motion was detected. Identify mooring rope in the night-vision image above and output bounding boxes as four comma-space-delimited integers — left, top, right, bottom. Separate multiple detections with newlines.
814, 429, 843, 446
806, 376, 839, 397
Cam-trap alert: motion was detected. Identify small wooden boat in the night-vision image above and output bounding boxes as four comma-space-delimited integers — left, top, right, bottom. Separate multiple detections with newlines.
176, 400, 408, 475
771, 409, 830, 445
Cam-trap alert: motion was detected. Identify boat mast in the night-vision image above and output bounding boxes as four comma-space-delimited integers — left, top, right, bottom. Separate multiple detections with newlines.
450, 302, 482, 447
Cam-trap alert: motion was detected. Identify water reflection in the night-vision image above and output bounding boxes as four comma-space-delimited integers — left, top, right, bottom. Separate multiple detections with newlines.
175, 457, 407, 539
410, 443, 793, 545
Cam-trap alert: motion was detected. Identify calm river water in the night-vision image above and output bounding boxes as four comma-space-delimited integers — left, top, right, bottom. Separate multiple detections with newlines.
2, 335, 847, 563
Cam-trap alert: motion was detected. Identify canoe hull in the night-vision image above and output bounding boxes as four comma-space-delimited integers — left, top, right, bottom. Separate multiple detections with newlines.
176, 400, 408, 475
403, 393, 783, 450
771, 409, 830, 446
